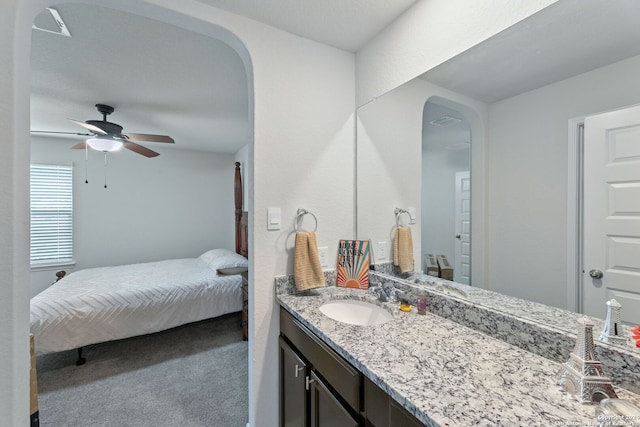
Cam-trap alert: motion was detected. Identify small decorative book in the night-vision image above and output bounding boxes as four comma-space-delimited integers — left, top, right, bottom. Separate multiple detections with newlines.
337, 240, 370, 289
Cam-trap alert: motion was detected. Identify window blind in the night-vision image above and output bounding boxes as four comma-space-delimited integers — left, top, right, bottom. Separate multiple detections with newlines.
30, 164, 73, 265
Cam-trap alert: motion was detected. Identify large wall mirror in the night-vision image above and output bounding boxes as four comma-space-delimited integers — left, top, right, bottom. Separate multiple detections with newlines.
356, 0, 640, 351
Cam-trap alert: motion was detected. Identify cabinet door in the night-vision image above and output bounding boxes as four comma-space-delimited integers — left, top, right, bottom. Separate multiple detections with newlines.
309, 372, 359, 427
390, 400, 423, 427
280, 308, 361, 411
280, 337, 308, 427
365, 376, 424, 427
364, 377, 388, 426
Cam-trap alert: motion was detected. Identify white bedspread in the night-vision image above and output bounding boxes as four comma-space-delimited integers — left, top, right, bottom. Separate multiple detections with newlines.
30, 258, 243, 355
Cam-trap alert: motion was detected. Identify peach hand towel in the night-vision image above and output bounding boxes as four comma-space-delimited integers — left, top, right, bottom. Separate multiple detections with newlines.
294, 231, 326, 291
393, 226, 414, 273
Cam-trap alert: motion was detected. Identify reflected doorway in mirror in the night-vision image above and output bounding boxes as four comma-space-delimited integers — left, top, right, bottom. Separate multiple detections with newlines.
582, 104, 640, 326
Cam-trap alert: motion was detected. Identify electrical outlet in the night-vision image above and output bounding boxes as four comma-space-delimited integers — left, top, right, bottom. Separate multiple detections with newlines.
318, 246, 329, 267
377, 241, 386, 260
408, 207, 417, 224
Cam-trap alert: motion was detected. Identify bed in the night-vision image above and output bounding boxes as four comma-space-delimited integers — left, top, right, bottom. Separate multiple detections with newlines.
30, 162, 249, 358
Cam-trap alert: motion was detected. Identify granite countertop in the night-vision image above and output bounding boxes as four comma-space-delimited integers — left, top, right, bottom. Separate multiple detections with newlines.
277, 286, 640, 427
371, 271, 640, 393
413, 272, 638, 345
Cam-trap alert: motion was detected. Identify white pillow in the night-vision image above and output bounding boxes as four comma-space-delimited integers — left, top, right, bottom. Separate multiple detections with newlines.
216, 266, 249, 275
198, 248, 235, 265
208, 252, 249, 273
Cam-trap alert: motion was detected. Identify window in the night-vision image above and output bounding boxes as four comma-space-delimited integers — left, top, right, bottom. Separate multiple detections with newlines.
30, 164, 73, 266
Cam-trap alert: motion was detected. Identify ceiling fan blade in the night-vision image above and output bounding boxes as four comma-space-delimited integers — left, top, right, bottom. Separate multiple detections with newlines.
31, 130, 92, 136
124, 133, 175, 144
123, 141, 160, 158
71, 141, 88, 149
68, 119, 108, 135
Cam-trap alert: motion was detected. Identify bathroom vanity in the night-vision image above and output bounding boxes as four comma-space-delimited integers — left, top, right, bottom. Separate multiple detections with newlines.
280, 306, 421, 426
276, 281, 640, 426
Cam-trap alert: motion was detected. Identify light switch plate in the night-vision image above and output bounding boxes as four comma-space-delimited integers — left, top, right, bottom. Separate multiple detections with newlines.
267, 207, 281, 230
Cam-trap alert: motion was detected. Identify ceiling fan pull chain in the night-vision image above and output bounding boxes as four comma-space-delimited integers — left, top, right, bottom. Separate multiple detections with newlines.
84, 144, 89, 184
103, 152, 108, 189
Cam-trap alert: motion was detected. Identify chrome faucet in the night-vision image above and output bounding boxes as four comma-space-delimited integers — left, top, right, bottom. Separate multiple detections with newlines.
369, 285, 404, 303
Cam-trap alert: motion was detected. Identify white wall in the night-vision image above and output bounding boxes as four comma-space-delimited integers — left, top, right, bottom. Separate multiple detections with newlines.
421, 148, 470, 263
2, 1, 354, 426
250, 35, 355, 426
30, 137, 236, 296
486, 53, 640, 308
1, 2, 32, 423
355, 0, 558, 106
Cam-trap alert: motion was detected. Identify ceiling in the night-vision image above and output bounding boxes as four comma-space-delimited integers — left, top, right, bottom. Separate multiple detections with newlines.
32, 0, 640, 154
420, 0, 640, 103
195, 0, 416, 52
30, 1, 417, 154
423, 102, 470, 152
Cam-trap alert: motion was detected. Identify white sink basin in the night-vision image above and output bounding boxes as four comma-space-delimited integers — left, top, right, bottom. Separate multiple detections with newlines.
319, 300, 393, 326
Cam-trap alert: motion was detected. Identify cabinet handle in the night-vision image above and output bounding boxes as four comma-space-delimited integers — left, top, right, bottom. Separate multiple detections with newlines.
294, 364, 304, 378
305, 376, 315, 390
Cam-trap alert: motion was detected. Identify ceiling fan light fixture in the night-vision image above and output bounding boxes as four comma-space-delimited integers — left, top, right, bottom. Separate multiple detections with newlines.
86, 137, 123, 152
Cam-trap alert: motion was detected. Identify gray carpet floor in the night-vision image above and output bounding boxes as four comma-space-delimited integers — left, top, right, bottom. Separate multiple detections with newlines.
36, 312, 248, 427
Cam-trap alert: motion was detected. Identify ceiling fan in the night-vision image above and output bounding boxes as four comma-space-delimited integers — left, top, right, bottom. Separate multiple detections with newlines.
32, 103, 175, 158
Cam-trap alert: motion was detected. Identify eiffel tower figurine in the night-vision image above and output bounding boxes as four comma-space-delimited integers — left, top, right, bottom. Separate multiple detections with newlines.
557, 316, 618, 403
599, 299, 628, 346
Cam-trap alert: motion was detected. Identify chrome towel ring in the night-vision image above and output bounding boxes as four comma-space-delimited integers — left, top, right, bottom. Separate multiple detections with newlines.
295, 208, 318, 232
394, 208, 412, 228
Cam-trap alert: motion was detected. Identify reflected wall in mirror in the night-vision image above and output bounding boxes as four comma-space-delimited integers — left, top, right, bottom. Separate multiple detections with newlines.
422, 101, 471, 284
356, 0, 640, 350
357, 80, 487, 285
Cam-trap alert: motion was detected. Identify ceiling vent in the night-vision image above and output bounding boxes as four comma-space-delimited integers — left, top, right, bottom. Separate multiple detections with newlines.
445, 141, 471, 151
429, 115, 462, 127
33, 8, 71, 38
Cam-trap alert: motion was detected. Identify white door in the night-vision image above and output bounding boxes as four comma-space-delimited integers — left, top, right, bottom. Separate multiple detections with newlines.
583, 105, 640, 325
454, 171, 471, 284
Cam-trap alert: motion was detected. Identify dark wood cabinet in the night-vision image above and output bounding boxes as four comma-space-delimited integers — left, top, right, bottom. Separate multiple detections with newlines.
280, 307, 426, 427
364, 377, 423, 427
309, 371, 359, 427
364, 376, 388, 426
280, 337, 308, 427
389, 400, 423, 427
280, 308, 360, 411
280, 308, 360, 427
